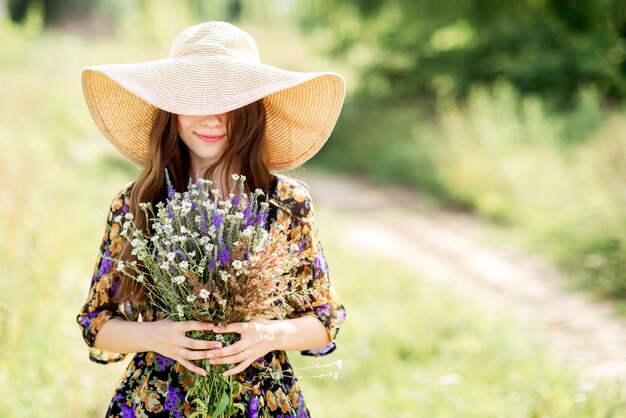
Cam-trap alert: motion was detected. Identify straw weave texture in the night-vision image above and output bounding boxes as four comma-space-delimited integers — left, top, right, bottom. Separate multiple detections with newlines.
81, 21, 345, 170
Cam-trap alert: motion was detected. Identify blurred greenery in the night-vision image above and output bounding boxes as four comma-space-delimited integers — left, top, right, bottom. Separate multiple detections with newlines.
3, 0, 626, 416
300, 0, 626, 111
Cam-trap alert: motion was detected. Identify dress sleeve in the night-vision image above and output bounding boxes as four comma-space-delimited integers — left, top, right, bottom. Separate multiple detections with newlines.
281, 181, 347, 357
75, 182, 140, 364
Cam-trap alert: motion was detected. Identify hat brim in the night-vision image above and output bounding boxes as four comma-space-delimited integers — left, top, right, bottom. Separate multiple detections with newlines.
81, 55, 345, 170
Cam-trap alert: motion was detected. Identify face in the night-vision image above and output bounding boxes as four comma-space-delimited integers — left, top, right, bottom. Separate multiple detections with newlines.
176, 112, 230, 174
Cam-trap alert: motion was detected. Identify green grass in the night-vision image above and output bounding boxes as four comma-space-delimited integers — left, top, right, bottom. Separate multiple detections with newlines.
2, 13, 626, 418
292, 207, 626, 417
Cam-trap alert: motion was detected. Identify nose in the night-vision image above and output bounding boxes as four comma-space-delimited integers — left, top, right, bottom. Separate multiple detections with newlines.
201, 113, 225, 127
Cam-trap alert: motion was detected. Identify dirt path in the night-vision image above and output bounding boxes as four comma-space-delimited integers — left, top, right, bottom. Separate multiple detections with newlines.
296, 168, 626, 382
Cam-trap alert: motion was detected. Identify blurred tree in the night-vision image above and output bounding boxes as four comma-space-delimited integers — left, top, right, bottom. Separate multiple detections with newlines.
7, 0, 30, 23
7, 0, 99, 27
227, 0, 242, 21
301, 0, 626, 110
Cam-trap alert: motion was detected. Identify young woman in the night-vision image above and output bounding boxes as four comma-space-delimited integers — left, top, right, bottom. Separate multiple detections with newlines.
76, 21, 347, 417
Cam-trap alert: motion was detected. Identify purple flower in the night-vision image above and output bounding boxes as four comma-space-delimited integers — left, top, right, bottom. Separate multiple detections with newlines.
248, 396, 259, 418
164, 385, 184, 418
313, 254, 327, 275
298, 392, 309, 418
96, 248, 113, 280
212, 212, 223, 229
155, 354, 173, 371
219, 247, 230, 266
242, 204, 252, 226
199, 210, 209, 234
80, 310, 99, 327
165, 168, 176, 200
121, 403, 136, 418
206, 259, 217, 271
256, 211, 268, 226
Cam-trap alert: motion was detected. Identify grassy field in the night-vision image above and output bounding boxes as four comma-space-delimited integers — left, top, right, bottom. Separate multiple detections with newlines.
2, 14, 626, 418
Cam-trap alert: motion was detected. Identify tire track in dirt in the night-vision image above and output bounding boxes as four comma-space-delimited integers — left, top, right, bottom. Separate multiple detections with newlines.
296, 168, 626, 382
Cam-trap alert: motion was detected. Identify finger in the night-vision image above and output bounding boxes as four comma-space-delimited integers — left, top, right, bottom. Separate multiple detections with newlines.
175, 356, 207, 376
180, 320, 215, 332
209, 349, 249, 365
183, 337, 223, 350
223, 358, 254, 377
180, 347, 221, 362
205, 338, 248, 359
213, 322, 247, 334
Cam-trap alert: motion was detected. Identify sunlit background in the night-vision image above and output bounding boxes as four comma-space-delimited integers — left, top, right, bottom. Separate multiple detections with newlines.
3, 0, 626, 416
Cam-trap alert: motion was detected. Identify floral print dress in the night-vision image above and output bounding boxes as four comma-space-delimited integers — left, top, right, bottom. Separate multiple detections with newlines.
76, 173, 347, 417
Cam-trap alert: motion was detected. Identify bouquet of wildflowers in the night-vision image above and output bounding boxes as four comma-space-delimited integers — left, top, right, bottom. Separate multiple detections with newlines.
109, 171, 314, 418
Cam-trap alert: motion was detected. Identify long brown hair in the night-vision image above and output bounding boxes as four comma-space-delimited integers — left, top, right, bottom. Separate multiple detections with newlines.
111, 98, 274, 305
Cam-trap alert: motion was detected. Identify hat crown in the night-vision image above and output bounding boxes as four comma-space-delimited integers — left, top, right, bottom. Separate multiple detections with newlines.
168, 21, 260, 63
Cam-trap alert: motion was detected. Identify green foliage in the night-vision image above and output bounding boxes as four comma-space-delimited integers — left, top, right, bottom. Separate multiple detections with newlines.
294, 226, 626, 416
301, 0, 626, 110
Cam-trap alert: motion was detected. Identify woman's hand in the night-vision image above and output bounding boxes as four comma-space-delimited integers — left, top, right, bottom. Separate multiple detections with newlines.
147, 318, 222, 377
207, 317, 280, 377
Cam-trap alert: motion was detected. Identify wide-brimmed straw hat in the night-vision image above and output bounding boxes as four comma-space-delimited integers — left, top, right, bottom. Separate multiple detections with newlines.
81, 21, 345, 171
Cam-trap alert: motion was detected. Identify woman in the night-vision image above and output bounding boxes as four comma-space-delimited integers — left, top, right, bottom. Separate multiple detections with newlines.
76, 21, 347, 417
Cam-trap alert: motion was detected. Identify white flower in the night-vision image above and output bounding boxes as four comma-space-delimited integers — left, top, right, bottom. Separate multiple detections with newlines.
176, 305, 184, 319
179, 260, 189, 270
172, 275, 185, 285
220, 271, 229, 281
181, 201, 193, 216
167, 252, 176, 262
289, 243, 300, 252
160, 261, 170, 270
136, 274, 145, 283
191, 232, 199, 238
151, 235, 159, 243
139, 202, 150, 210
180, 226, 189, 234
122, 220, 131, 230
199, 289, 210, 299
189, 250, 196, 258
255, 188, 264, 196
195, 215, 202, 223
234, 212, 244, 220
186, 294, 197, 302
231, 260, 243, 270
114, 214, 122, 223
231, 173, 240, 181
116, 261, 125, 272
242, 227, 254, 237
131, 238, 141, 247
124, 212, 134, 220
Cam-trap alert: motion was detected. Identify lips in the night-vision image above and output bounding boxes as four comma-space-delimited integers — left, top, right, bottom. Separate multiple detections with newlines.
194, 132, 224, 143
